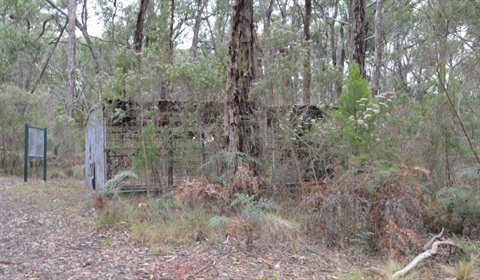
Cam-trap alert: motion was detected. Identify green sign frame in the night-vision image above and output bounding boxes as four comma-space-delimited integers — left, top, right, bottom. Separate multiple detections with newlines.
24, 124, 47, 182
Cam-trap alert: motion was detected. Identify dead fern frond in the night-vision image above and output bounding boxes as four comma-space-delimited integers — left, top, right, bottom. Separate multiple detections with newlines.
94, 194, 105, 213
382, 221, 421, 257
175, 177, 231, 211
231, 163, 274, 197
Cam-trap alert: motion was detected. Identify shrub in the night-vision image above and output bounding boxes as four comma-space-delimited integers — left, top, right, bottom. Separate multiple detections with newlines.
302, 164, 426, 256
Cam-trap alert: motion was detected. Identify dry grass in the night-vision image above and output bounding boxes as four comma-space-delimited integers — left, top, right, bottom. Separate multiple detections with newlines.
376, 259, 419, 280
259, 213, 299, 245
97, 195, 219, 253
440, 259, 478, 280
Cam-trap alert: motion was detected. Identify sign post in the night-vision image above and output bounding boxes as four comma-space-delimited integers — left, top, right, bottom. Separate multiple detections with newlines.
24, 124, 47, 182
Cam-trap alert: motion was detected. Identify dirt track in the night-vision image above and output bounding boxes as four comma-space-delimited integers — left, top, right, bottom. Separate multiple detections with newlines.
0, 177, 161, 279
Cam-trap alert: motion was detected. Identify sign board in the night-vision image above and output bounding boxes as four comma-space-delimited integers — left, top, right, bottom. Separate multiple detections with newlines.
24, 124, 47, 182
28, 127, 45, 157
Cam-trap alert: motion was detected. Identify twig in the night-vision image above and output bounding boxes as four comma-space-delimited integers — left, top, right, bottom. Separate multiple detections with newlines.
0, 260, 22, 265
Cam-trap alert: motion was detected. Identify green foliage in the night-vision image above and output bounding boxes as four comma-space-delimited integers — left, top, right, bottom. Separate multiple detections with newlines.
155, 191, 178, 221
132, 121, 161, 173
437, 186, 480, 230
101, 170, 138, 195
207, 215, 230, 227
349, 231, 375, 253
453, 235, 480, 261
0, 85, 84, 174
199, 151, 260, 184
337, 62, 373, 119
231, 193, 279, 225
335, 63, 378, 156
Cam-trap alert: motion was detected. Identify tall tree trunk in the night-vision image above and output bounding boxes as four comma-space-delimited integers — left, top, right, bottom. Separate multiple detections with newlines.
334, 23, 345, 101
46, 0, 105, 73
223, 0, 258, 173
190, 0, 206, 59
167, 0, 175, 187
349, 0, 366, 77
329, 0, 340, 102
303, 0, 312, 105
14, 58, 22, 89
330, 0, 339, 68
259, 0, 274, 54
169, 0, 175, 63
371, 0, 383, 96
66, 0, 76, 117
134, 0, 149, 53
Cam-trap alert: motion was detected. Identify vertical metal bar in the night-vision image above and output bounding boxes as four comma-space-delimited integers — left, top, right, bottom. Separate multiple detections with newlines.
24, 124, 29, 182
43, 128, 47, 181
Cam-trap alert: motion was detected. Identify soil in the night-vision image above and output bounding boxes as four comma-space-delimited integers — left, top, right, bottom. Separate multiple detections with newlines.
0, 176, 365, 279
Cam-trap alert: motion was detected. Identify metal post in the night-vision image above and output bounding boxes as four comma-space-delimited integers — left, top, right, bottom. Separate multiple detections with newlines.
43, 128, 47, 181
24, 124, 29, 182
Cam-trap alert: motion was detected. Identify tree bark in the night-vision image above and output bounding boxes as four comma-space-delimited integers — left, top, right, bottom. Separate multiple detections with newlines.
349, 0, 366, 78
334, 23, 345, 101
371, 0, 383, 96
259, 0, 274, 54
190, 0, 206, 59
169, 0, 175, 62
66, 0, 76, 118
303, 0, 312, 105
134, 0, 149, 53
223, 0, 258, 172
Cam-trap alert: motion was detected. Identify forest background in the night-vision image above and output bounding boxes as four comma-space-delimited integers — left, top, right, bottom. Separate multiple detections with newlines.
1, 0, 480, 278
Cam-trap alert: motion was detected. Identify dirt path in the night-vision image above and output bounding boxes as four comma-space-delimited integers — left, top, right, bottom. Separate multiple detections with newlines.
0, 177, 355, 279
0, 177, 158, 279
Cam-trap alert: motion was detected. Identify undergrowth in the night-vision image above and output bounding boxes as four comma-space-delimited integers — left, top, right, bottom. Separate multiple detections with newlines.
302, 164, 427, 256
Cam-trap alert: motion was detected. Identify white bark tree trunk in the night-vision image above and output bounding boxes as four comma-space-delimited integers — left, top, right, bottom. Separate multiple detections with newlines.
66, 0, 76, 117
371, 0, 384, 96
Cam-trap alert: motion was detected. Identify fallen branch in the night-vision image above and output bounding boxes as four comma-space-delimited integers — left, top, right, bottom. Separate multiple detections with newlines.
422, 228, 444, 250
392, 239, 456, 278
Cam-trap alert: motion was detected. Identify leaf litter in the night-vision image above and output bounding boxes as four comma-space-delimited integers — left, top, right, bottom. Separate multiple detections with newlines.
0, 177, 356, 279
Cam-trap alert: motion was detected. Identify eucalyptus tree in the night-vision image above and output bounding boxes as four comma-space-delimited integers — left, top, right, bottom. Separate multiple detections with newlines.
223, 0, 258, 173
0, 0, 50, 90
66, 0, 76, 118
371, 0, 383, 96
348, 0, 366, 78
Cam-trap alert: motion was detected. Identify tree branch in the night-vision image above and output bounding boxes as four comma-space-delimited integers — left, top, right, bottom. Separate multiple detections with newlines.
30, 17, 67, 94
422, 228, 444, 250
392, 240, 456, 278
437, 68, 480, 167
45, 0, 106, 73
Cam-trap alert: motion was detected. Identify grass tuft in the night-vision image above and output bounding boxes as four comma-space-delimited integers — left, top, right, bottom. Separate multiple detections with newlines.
440, 259, 477, 280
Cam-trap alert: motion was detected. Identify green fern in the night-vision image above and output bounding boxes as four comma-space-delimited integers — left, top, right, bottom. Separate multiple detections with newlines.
231, 193, 279, 225
155, 191, 177, 221
349, 231, 375, 253
207, 215, 230, 227
101, 170, 138, 195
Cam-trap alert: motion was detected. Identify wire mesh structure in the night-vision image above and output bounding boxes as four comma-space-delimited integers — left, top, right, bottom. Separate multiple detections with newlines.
86, 100, 328, 192
103, 101, 223, 192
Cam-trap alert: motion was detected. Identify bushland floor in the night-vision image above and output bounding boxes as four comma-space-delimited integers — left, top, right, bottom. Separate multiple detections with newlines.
0, 176, 365, 280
